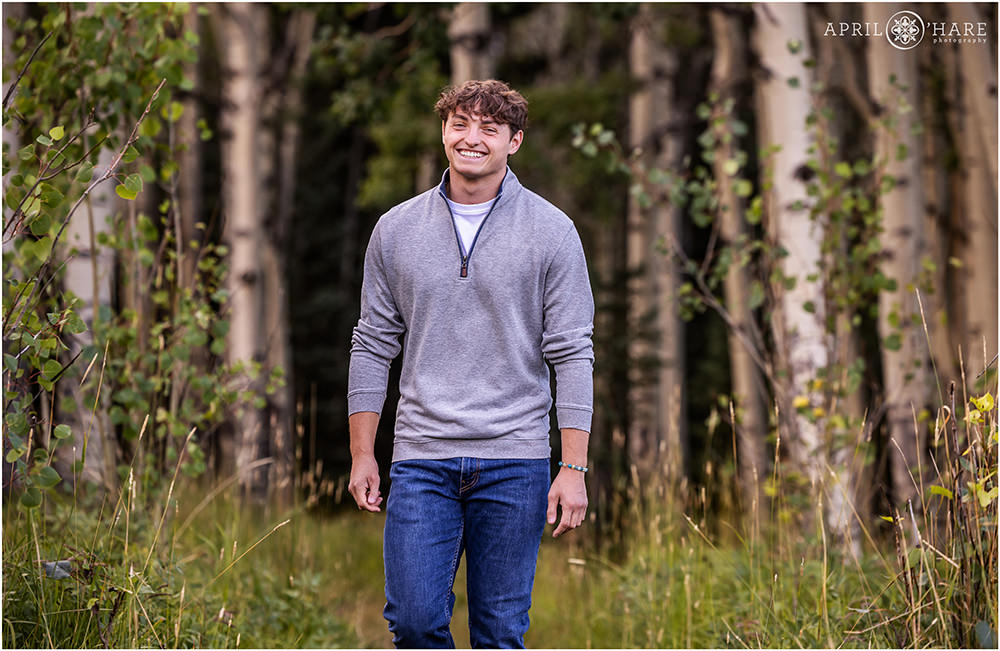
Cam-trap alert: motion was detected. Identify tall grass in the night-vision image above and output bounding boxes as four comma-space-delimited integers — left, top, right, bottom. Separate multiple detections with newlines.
2, 457, 363, 648
4, 375, 996, 648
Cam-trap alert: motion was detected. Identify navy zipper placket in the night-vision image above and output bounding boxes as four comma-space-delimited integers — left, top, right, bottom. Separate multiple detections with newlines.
441, 191, 501, 279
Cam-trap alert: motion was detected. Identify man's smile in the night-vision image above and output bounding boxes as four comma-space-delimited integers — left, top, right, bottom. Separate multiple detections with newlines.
458, 149, 486, 159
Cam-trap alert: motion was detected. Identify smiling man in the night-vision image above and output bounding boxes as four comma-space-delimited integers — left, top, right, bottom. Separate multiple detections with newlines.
347, 79, 595, 649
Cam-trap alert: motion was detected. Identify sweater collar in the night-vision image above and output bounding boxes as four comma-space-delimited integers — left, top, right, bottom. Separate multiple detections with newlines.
437, 166, 520, 208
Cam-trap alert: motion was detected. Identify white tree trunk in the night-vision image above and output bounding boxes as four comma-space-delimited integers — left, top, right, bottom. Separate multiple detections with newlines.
948, 4, 998, 194
627, 4, 687, 481
752, 3, 828, 488
217, 2, 266, 494
2, 3, 24, 267
864, 3, 931, 509
58, 147, 117, 490
709, 7, 767, 513
177, 2, 203, 292
448, 3, 492, 83
808, 1, 867, 549
946, 5, 998, 380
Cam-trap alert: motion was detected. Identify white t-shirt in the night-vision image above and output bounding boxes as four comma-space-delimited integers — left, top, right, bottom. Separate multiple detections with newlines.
446, 196, 496, 254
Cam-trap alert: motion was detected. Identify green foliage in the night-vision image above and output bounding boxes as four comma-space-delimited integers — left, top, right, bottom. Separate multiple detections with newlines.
1, 482, 358, 649
2, 3, 247, 509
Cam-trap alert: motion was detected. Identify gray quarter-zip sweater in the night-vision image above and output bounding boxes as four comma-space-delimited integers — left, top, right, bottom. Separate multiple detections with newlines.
348, 168, 595, 462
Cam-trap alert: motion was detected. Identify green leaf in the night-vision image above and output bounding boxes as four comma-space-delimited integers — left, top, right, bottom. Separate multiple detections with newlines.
5, 412, 28, 436
36, 134, 53, 146
19, 144, 35, 161
124, 173, 143, 194
735, 179, 753, 198
971, 393, 994, 412
48, 125, 65, 141
3, 353, 17, 371
53, 424, 71, 440
748, 281, 765, 310
75, 161, 94, 183
42, 359, 62, 380
722, 159, 740, 176
122, 145, 141, 164
115, 184, 138, 201
6, 448, 23, 463
834, 161, 852, 179
20, 487, 42, 508
929, 485, 954, 499
37, 465, 61, 489
29, 213, 52, 237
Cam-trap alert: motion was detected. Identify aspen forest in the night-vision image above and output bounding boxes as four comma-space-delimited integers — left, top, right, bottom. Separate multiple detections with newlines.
2, 2, 997, 648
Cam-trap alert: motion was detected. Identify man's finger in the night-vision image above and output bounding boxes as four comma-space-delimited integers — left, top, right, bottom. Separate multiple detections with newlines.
546, 492, 559, 525
367, 475, 381, 504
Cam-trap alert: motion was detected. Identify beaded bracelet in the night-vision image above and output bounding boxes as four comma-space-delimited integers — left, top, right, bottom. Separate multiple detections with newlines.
558, 461, 589, 473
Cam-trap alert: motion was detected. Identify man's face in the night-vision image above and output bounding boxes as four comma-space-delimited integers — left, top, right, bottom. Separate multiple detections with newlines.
441, 108, 523, 186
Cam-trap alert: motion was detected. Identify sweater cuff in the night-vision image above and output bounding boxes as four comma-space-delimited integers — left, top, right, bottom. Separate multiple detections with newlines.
347, 391, 386, 417
556, 405, 592, 433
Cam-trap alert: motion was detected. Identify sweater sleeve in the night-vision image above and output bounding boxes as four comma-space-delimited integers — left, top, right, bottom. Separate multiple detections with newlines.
348, 221, 406, 416
541, 225, 595, 432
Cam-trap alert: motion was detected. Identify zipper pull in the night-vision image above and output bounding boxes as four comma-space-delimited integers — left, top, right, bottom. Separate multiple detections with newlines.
460, 257, 469, 278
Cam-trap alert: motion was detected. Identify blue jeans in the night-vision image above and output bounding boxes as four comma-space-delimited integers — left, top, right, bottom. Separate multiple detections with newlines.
382, 457, 550, 649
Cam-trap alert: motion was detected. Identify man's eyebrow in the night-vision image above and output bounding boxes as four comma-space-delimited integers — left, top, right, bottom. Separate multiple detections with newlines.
453, 111, 499, 125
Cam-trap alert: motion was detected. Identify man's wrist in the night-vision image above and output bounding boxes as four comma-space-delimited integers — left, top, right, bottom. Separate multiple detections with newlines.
558, 460, 589, 474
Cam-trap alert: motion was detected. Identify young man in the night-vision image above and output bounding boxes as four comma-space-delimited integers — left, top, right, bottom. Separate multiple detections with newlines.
347, 79, 594, 649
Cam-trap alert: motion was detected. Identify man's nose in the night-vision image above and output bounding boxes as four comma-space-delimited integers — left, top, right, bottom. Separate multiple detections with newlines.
463, 127, 482, 145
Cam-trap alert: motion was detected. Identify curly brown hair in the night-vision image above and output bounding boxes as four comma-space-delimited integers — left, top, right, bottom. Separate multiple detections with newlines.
434, 79, 528, 136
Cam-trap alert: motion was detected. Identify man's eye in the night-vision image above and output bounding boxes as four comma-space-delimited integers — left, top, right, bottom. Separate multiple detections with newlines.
485, 128, 497, 135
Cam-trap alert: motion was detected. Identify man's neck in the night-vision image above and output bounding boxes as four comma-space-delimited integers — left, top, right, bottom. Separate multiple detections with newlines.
447, 169, 505, 204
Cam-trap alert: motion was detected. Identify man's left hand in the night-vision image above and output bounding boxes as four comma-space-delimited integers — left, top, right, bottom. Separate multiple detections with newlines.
547, 467, 588, 538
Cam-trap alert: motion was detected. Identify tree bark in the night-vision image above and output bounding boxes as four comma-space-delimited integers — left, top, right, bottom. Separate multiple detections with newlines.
945, 5, 999, 381
709, 6, 768, 519
752, 3, 828, 490
626, 4, 687, 482
809, 1, 867, 549
948, 4, 998, 195
448, 3, 493, 83
864, 3, 931, 509
265, 8, 317, 508
177, 2, 203, 292
57, 146, 117, 491
916, 33, 959, 397
216, 2, 266, 496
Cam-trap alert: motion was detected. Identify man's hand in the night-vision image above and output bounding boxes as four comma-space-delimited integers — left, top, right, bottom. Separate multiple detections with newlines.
547, 467, 588, 537
348, 454, 383, 512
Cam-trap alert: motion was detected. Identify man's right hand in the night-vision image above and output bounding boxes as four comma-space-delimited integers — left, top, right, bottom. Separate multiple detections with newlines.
348, 454, 383, 512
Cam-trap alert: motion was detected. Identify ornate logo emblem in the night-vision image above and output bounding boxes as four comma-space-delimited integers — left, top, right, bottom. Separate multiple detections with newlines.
886, 10, 925, 50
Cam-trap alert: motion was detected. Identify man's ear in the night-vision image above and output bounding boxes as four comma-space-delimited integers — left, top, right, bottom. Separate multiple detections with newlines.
508, 129, 524, 155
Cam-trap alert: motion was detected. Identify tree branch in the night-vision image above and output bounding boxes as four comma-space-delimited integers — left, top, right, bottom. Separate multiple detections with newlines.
3, 30, 54, 112
3, 79, 167, 338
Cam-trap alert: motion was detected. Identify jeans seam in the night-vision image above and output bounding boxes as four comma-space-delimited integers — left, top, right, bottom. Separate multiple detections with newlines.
460, 458, 480, 494
445, 518, 464, 626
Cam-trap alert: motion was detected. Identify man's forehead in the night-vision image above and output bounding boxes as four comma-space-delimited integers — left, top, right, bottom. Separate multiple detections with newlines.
450, 107, 500, 124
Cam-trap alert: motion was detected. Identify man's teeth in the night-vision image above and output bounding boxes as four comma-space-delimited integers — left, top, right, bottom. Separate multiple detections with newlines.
459, 150, 485, 158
